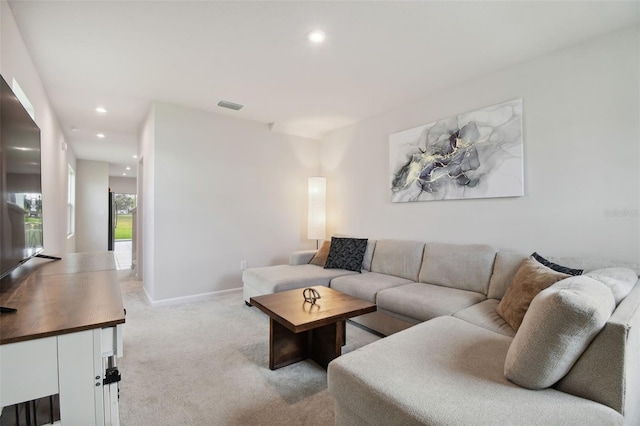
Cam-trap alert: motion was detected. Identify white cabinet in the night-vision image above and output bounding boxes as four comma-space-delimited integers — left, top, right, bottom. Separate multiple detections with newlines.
0, 326, 122, 425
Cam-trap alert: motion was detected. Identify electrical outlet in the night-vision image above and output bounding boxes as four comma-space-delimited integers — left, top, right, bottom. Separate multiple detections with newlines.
240, 260, 248, 271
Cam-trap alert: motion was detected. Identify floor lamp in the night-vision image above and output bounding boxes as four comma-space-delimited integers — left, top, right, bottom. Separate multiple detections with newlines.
308, 177, 326, 249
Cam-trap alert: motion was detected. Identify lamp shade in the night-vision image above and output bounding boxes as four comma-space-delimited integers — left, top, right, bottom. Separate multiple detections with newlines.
307, 177, 326, 241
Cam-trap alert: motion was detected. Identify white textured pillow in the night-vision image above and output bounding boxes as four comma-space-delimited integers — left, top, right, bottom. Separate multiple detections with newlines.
585, 267, 637, 305
504, 276, 615, 390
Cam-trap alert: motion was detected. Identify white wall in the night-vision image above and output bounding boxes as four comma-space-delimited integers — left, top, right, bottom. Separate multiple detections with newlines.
141, 102, 319, 302
321, 27, 640, 263
1, 1, 76, 256
109, 176, 136, 194
75, 160, 109, 252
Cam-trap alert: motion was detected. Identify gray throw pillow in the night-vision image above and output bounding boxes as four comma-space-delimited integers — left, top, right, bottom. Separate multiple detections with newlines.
585, 267, 637, 305
504, 276, 615, 390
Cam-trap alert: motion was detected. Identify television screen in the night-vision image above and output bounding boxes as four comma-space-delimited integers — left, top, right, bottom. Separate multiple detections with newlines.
0, 74, 43, 279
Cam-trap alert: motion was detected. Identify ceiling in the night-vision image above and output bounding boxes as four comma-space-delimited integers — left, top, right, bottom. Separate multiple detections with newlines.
7, 1, 640, 178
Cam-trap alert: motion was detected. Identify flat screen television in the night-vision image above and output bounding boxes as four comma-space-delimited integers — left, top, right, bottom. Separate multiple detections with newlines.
0, 74, 44, 280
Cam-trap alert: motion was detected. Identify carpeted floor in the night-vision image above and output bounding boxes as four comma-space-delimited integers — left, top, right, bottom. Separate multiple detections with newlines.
117, 271, 380, 425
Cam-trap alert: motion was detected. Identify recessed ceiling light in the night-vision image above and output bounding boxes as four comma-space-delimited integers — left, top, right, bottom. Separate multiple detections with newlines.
96, 133, 106, 138
122, 173, 127, 176
133, 155, 138, 159
95, 106, 107, 114
126, 166, 131, 170
308, 30, 326, 43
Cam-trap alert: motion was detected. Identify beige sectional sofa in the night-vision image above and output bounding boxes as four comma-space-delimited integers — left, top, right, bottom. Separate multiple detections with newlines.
242, 239, 640, 425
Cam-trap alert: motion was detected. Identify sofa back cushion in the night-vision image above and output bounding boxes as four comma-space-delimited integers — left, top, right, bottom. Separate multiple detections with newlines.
488, 251, 528, 299
504, 277, 615, 390
556, 279, 640, 418
418, 243, 496, 294
370, 239, 425, 282
362, 240, 376, 272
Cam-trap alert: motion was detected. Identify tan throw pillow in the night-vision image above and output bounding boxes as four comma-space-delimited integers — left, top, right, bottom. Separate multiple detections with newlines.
504, 277, 615, 389
496, 257, 570, 331
309, 240, 331, 266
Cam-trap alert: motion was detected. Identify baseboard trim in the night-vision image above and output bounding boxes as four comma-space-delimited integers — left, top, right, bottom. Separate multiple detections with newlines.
145, 287, 242, 308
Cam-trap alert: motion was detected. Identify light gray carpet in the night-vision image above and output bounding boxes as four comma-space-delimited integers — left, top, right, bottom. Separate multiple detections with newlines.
117, 271, 380, 425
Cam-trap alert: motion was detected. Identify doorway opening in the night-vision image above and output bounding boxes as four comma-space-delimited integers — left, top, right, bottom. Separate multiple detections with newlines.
113, 193, 136, 270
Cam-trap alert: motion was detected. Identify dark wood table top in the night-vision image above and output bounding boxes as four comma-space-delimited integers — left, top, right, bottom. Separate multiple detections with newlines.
0, 252, 125, 345
250, 286, 376, 333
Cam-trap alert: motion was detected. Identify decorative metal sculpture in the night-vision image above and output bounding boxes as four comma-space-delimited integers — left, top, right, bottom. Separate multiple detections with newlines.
303, 288, 321, 305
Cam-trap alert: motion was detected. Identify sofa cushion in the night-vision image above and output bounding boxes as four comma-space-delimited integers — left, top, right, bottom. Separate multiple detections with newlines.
242, 264, 357, 296
377, 282, 485, 322
504, 277, 615, 390
328, 316, 622, 426
330, 272, 414, 303
419, 242, 496, 294
585, 268, 637, 305
488, 251, 528, 300
308, 240, 331, 266
496, 257, 570, 331
324, 237, 368, 272
453, 299, 516, 337
369, 239, 425, 281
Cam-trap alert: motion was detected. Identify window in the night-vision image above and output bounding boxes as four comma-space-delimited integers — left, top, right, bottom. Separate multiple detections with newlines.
67, 164, 75, 237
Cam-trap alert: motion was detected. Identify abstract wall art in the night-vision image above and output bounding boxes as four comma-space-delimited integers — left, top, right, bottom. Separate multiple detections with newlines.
389, 99, 524, 203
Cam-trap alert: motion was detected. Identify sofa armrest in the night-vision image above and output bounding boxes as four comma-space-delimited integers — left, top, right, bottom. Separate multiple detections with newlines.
289, 250, 317, 265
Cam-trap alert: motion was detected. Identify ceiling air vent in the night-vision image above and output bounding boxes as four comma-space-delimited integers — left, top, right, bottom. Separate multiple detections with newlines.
217, 100, 245, 111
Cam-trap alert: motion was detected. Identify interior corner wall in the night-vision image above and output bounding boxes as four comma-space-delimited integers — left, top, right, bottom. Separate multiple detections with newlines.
1, 0, 73, 256
146, 102, 320, 302
75, 160, 109, 252
321, 26, 640, 263
138, 106, 155, 298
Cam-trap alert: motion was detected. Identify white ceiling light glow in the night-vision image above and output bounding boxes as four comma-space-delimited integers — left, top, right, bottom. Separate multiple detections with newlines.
95, 106, 107, 114
96, 133, 106, 138
307, 30, 326, 44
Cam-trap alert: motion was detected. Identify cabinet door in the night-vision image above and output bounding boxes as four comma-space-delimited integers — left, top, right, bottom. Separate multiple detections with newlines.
58, 329, 103, 425
0, 337, 58, 407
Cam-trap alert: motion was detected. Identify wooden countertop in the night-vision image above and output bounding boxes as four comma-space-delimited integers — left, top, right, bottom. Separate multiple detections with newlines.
0, 252, 126, 345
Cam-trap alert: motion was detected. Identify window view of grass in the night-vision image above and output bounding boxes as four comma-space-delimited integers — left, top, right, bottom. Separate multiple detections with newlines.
115, 214, 132, 240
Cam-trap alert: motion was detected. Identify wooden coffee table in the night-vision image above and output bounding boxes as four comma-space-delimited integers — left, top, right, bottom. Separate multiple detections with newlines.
250, 286, 376, 370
